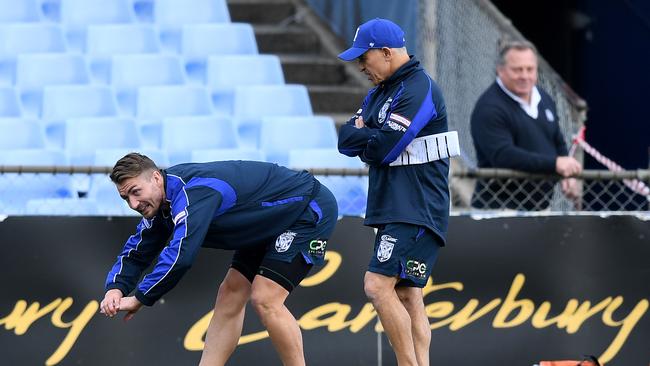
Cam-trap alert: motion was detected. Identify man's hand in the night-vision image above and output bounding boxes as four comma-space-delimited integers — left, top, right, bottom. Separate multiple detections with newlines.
100, 289, 123, 318
119, 296, 143, 322
561, 178, 581, 200
555, 156, 582, 177
100, 291, 143, 322
354, 116, 365, 129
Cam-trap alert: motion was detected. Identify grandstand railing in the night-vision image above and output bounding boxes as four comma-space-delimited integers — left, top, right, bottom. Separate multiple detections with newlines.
1, 166, 648, 215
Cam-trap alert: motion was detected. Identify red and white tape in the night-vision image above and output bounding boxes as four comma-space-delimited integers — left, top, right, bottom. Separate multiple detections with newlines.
571, 126, 650, 200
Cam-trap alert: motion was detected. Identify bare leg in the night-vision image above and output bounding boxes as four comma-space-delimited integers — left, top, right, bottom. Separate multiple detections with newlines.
364, 271, 418, 366
250, 275, 305, 366
397, 286, 430, 366
199, 269, 252, 366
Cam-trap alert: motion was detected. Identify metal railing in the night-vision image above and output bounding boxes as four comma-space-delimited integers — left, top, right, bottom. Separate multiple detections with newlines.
1, 166, 647, 216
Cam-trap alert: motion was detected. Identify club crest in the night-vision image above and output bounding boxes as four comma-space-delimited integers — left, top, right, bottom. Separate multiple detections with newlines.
378, 98, 392, 125
377, 234, 397, 262
275, 231, 297, 253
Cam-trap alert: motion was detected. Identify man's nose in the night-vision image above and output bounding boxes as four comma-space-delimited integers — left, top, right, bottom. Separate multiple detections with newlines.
128, 197, 138, 209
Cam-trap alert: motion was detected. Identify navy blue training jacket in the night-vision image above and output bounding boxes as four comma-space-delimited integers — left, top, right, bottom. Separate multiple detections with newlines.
105, 161, 319, 306
338, 56, 450, 243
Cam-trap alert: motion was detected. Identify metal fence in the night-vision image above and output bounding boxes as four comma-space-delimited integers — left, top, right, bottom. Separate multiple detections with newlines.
1, 166, 647, 216
418, 0, 588, 167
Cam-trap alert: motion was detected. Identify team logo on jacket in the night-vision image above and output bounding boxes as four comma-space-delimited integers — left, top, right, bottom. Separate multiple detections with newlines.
377, 234, 397, 262
378, 98, 392, 125
275, 231, 297, 253
545, 109, 554, 122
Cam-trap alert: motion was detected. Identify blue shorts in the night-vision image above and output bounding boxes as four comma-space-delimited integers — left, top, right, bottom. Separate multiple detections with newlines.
231, 184, 338, 283
368, 223, 443, 288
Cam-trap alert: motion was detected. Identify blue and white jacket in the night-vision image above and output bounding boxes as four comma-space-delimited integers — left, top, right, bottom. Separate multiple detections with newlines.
338, 56, 450, 243
105, 161, 319, 306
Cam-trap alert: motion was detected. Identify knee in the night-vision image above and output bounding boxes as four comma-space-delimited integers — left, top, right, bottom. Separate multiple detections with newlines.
396, 288, 424, 310
250, 287, 281, 317
216, 274, 251, 308
363, 273, 392, 303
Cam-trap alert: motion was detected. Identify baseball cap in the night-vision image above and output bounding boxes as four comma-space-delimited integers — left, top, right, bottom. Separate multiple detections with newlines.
338, 18, 406, 61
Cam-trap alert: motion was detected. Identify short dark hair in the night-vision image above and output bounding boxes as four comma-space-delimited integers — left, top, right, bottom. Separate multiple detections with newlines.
497, 39, 538, 66
110, 153, 158, 184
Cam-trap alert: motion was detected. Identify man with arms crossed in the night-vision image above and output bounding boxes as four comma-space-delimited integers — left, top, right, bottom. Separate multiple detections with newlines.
99, 153, 338, 366
338, 18, 453, 366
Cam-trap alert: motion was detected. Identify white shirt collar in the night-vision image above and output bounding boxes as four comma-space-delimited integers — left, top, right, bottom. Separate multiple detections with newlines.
496, 77, 541, 119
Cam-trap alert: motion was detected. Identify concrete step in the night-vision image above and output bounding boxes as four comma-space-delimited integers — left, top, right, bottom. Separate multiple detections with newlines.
254, 25, 321, 54
279, 55, 347, 85
308, 85, 368, 114
227, 0, 295, 24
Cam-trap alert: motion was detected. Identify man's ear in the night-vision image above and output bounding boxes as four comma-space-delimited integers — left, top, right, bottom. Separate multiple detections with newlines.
384, 47, 393, 60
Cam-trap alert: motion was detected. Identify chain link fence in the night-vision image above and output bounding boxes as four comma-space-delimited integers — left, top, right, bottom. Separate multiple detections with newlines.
1, 167, 647, 216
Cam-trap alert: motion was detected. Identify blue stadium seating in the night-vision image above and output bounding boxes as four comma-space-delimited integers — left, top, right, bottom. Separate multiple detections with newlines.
135, 85, 214, 148
259, 116, 338, 166
86, 24, 161, 83
24, 197, 100, 215
0, 149, 73, 214
156, 0, 230, 52
288, 148, 368, 217
182, 23, 258, 82
233, 85, 313, 148
16, 53, 90, 117
41, 85, 118, 147
0, 87, 23, 116
161, 116, 239, 165
207, 54, 284, 114
0, 23, 66, 84
60, 0, 135, 51
191, 148, 266, 163
111, 54, 186, 115
64, 117, 140, 165
0, 0, 42, 22
94, 148, 169, 167
0, 118, 44, 148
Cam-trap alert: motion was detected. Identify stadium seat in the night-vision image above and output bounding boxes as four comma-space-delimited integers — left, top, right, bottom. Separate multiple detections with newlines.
60, 0, 135, 51
182, 23, 258, 82
0, 23, 66, 84
0, 0, 42, 22
111, 54, 186, 115
15, 53, 90, 117
288, 148, 368, 217
207, 54, 284, 114
131, 0, 154, 22
259, 116, 337, 166
24, 197, 99, 215
41, 85, 118, 147
0, 118, 45, 149
0, 149, 73, 215
0, 87, 23, 116
191, 148, 266, 163
94, 148, 169, 167
161, 116, 239, 165
87, 174, 138, 216
86, 24, 161, 83
155, 0, 230, 52
64, 117, 141, 165
135, 85, 214, 148
233, 84, 313, 148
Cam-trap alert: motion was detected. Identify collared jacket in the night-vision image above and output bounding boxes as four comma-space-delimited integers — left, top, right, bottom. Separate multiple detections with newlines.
105, 161, 319, 306
338, 56, 450, 243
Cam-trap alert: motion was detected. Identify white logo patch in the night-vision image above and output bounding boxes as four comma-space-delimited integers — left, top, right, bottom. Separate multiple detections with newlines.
369, 42, 375, 47
545, 109, 554, 122
377, 234, 397, 262
387, 121, 406, 132
378, 98, 392, 125
275, 231, 297, 253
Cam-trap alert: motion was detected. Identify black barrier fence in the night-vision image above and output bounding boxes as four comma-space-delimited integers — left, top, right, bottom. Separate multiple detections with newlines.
0, 215, 648, 365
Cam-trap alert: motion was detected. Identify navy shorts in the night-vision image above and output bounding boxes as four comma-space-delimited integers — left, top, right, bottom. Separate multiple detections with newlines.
368, 223, 443, 288
231, 184, 338, 291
